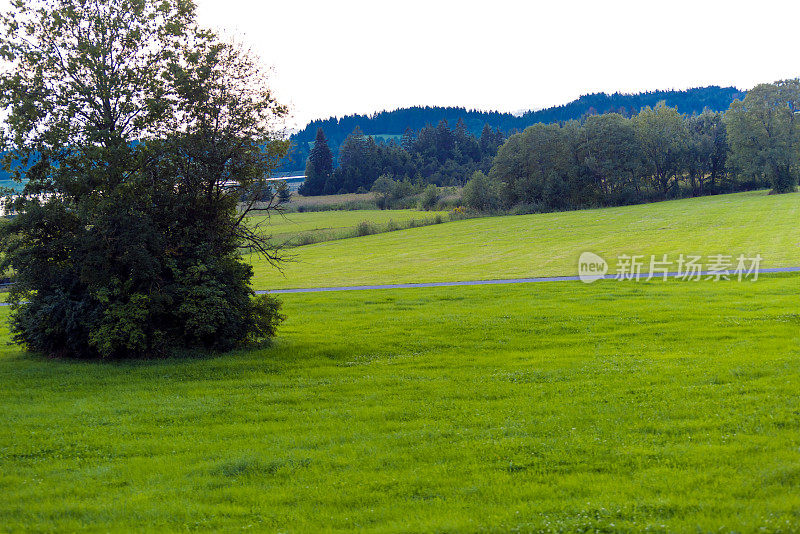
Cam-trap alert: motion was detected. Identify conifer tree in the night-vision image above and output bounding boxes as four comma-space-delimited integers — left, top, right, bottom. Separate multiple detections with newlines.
300, 128, 333, 196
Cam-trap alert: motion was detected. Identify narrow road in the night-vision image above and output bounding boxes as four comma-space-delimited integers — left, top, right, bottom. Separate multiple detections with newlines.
2, 267, 798, 307
259, 267, 800, 294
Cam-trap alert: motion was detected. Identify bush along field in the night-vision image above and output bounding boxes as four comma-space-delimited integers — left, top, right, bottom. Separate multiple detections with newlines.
1, 276, 800, 531
248, 209, 450, 247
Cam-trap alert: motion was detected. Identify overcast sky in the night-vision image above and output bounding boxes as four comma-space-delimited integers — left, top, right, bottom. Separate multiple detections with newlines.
194, 0, 800, 128
49, 1, 800, 130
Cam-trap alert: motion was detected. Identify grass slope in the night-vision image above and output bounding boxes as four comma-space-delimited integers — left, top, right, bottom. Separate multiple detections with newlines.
2, 276, 800, 531
250, 191, 800, 290
251, 209, 447, 244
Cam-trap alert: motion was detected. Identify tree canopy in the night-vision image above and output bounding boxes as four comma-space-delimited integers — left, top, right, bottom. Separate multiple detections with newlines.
299, 128, 333, 196
281, 86, 743, 173
725, 80, 800, 193
0, 0, 288, 359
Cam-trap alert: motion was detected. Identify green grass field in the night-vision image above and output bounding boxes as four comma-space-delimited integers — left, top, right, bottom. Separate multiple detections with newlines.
250, 191, 800, 290
2, 190, 800, 531
1, 276, 800, 531
250, 209, 448, 245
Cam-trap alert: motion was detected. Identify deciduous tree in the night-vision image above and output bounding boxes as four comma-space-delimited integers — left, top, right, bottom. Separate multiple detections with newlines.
0, 0, 288, 359
725, 80, 800, 193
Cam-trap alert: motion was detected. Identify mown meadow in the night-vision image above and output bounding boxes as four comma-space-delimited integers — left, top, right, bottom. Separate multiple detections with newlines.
2, 190, 800, 532
249, 190, 800, 290
1, 276, 800, 531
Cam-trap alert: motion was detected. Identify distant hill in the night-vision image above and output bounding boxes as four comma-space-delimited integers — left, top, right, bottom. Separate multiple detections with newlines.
281, 85, 744, 172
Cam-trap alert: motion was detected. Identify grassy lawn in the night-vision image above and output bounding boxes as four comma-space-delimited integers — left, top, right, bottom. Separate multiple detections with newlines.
249, 190, 800, 290
2, 275, 800, 531
250, 209, 448, 245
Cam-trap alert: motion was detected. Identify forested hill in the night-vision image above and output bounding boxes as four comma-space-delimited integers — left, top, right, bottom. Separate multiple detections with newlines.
282, 86, 743, 172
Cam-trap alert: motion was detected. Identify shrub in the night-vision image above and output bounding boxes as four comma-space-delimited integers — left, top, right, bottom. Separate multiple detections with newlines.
419, 184, 439, 211
449, 206, 468, 220
248, 294, 285, 342
355, 221, 377, 236
462, 171, 504, 212
371, 175, 395, 210
294, 232, 317, 246
371, 175, 422, 209
511, 202, 547, 215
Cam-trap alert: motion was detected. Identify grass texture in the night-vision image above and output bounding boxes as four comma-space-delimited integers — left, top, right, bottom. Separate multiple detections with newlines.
249, 190, 800, 290
1, 276, 800, 531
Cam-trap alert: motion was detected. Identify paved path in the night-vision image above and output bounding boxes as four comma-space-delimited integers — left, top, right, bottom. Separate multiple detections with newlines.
260, 267, 800, 294
2, 267, 798, 306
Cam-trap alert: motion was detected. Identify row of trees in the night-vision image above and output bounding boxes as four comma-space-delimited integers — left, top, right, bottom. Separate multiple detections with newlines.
301, 83, 798, 208
487, 105, 728, 209
301, 120, 505, 195
283, 86, 742, 171
479, 80, 800, 211
304, 86, 798, 208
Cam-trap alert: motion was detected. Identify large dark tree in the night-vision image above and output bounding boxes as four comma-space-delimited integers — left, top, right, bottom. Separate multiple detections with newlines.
685, 110, 728, 196
725, 80, 800, 193
490, 123, 575, 206
0, 0, 288, 359
578, 113, 642, 203
325, 127, 381, 193
299, 128, 333, 196
633, 103, 688, 198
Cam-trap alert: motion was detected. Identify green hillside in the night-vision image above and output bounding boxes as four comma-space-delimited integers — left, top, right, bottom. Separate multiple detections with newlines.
251, 209, 447, 245
249, 190, 800, 290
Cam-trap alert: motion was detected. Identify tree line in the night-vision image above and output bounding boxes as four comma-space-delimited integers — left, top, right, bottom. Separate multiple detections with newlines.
283, 86, 743, 172
480, 80, 800, 211
300, 120, 505, 196
302, 80, 800, 211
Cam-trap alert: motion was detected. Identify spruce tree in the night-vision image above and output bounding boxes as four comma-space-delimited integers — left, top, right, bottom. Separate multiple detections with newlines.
300, 128, 333, 196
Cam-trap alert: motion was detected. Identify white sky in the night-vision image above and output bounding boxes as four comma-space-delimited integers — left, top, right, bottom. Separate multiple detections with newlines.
194, 0, 800, 129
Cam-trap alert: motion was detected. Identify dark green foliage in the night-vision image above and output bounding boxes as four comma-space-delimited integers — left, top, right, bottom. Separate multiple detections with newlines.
327, 128, 383, 194
299, 128, 333, 196
279, 86, 743, 172
302, 121, 503, 195
543, 172, 570, 210
419, 184, 439, 211
0, 0, 288, 359
684, 110, 729, 196
490, 123, 575, 207
276, 180, 292, 203
371, 175, 420, 210
288, 86, 800, 209
634, 103, 689, 198
462, 171, 503, 212
484, 100, 770, 210
725, 80, 800, 194
577, 113, 642, 203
